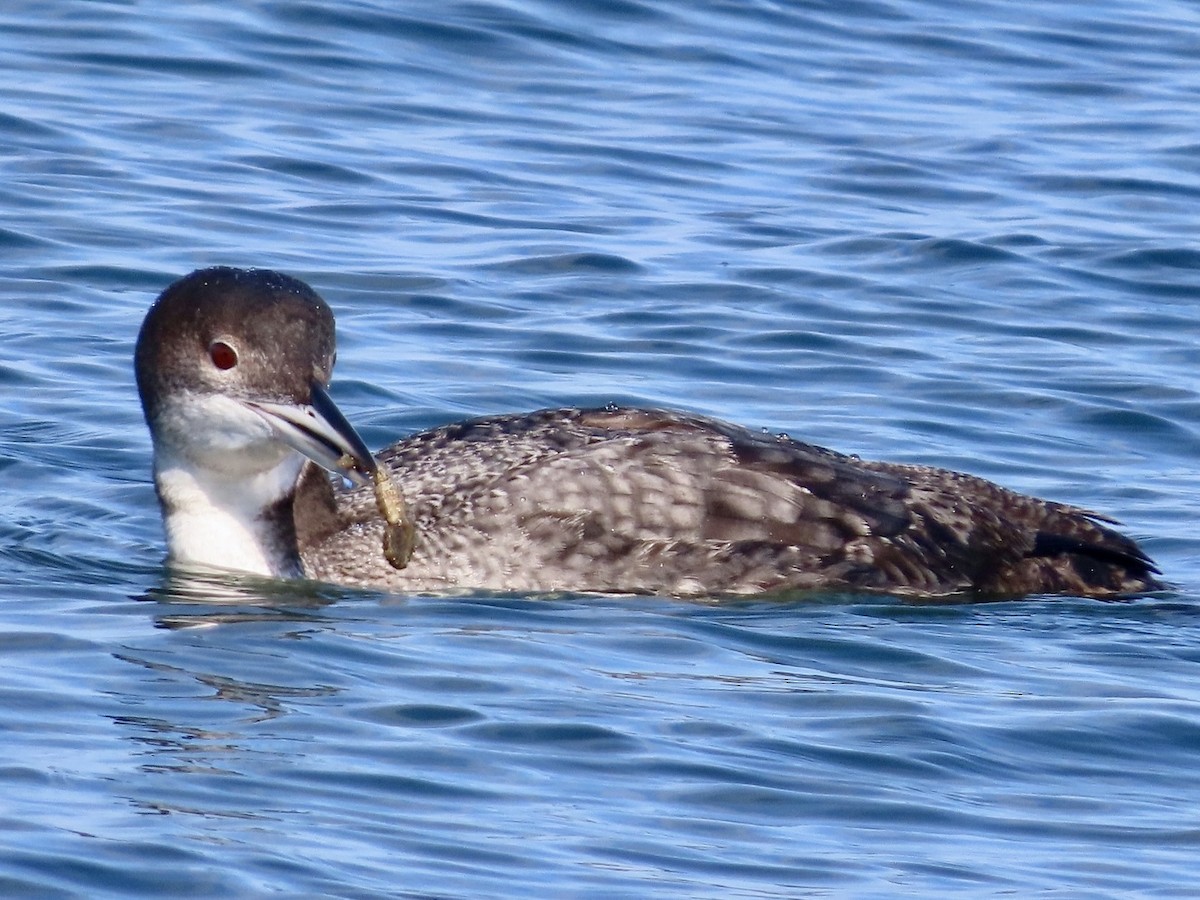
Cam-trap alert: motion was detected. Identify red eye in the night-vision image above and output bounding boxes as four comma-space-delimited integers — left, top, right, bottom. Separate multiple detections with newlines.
209, 341, 238, 370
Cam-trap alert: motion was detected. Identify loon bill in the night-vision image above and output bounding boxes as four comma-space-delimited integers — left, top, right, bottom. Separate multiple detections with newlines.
134, 266, 1163, 599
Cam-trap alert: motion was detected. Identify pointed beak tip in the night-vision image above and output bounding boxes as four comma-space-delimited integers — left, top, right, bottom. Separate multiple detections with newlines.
336, 451, 377, 486
245, 380, 378, 486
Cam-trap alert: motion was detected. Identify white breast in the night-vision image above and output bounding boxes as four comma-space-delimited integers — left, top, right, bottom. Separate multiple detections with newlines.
148, 391, 308, 578
155, 453, 306, 577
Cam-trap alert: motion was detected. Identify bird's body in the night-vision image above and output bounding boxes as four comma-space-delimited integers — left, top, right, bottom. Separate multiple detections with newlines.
296, 406, 1157, 597
136, 267, 1162, 599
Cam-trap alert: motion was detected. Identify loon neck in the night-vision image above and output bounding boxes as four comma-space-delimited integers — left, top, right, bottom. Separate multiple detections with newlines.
152, 449, 306, 578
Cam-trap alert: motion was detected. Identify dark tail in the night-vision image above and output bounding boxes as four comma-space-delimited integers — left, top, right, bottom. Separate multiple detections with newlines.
996, 519, 1164, 597
974, 508, 1161, 600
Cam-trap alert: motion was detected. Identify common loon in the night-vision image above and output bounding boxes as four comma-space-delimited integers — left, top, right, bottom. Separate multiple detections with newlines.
135, 267, 1162, 598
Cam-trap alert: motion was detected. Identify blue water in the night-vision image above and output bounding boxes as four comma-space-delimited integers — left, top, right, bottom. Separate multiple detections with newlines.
2, 0, 1200, 895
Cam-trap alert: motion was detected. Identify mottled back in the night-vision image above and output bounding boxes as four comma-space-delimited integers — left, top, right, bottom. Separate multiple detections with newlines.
296, 406, 1160, 597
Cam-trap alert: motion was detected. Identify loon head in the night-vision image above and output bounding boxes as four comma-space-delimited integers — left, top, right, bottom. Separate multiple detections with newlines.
135, 266, 376, 578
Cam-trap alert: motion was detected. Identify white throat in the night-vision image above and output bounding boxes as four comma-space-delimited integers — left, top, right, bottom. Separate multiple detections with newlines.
147, 390, 313, 579
154, 447, 306, 578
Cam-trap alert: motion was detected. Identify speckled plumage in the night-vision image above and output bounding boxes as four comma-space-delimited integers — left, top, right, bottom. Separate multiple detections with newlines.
295, 405, 1161, 597
139, 267, 1162, 599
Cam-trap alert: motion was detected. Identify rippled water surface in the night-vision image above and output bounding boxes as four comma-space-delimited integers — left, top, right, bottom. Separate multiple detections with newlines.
2, 1, 1200, 896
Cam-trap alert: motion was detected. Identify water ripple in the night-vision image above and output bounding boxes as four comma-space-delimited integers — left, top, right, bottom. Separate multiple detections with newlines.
1, 0, 1199, 896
